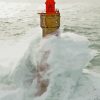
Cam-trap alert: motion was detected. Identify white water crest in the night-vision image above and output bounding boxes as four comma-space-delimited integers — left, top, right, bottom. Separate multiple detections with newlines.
0, 29, 99, 100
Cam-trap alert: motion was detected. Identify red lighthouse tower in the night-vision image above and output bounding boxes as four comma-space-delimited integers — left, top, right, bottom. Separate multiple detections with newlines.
36, 0, 60, 96
46, 0, 56, 14
39, 0, 60, 37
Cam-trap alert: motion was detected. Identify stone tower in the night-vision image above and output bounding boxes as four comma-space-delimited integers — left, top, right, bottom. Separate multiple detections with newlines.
39, 0, 60, 37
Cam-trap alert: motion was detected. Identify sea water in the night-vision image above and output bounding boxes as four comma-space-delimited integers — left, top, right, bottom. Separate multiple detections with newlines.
0, 0, 100, 100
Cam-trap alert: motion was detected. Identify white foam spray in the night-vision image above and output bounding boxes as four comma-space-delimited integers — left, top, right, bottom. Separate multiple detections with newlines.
0, 30, 100, 100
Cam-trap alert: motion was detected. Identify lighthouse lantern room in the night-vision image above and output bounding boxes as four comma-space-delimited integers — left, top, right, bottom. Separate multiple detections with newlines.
46, 0, 56, 13
39, 0, 60, 37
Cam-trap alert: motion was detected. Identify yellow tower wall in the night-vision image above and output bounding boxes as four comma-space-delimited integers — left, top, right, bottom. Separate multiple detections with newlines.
40, 13, 60, 37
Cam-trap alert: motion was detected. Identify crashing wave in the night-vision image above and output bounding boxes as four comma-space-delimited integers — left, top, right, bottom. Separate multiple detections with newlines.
0, 31, 100, 100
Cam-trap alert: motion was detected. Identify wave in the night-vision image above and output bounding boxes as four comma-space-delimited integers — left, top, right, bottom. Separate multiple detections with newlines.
0, 30, 100, 100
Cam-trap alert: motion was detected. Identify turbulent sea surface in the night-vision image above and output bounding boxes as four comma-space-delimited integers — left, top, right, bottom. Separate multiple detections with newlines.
0, 0, 100, 70
60, 0, 100, 71
0, 0, 100, 99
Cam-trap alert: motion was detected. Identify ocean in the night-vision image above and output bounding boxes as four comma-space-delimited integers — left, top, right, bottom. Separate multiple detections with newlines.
0, 0, 100, 100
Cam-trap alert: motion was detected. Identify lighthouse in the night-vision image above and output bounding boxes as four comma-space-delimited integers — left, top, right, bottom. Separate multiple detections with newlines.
39, 0, 60, 37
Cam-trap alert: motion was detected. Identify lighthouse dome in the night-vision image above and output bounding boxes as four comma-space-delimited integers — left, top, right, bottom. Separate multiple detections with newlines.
45, 0, 56, 13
